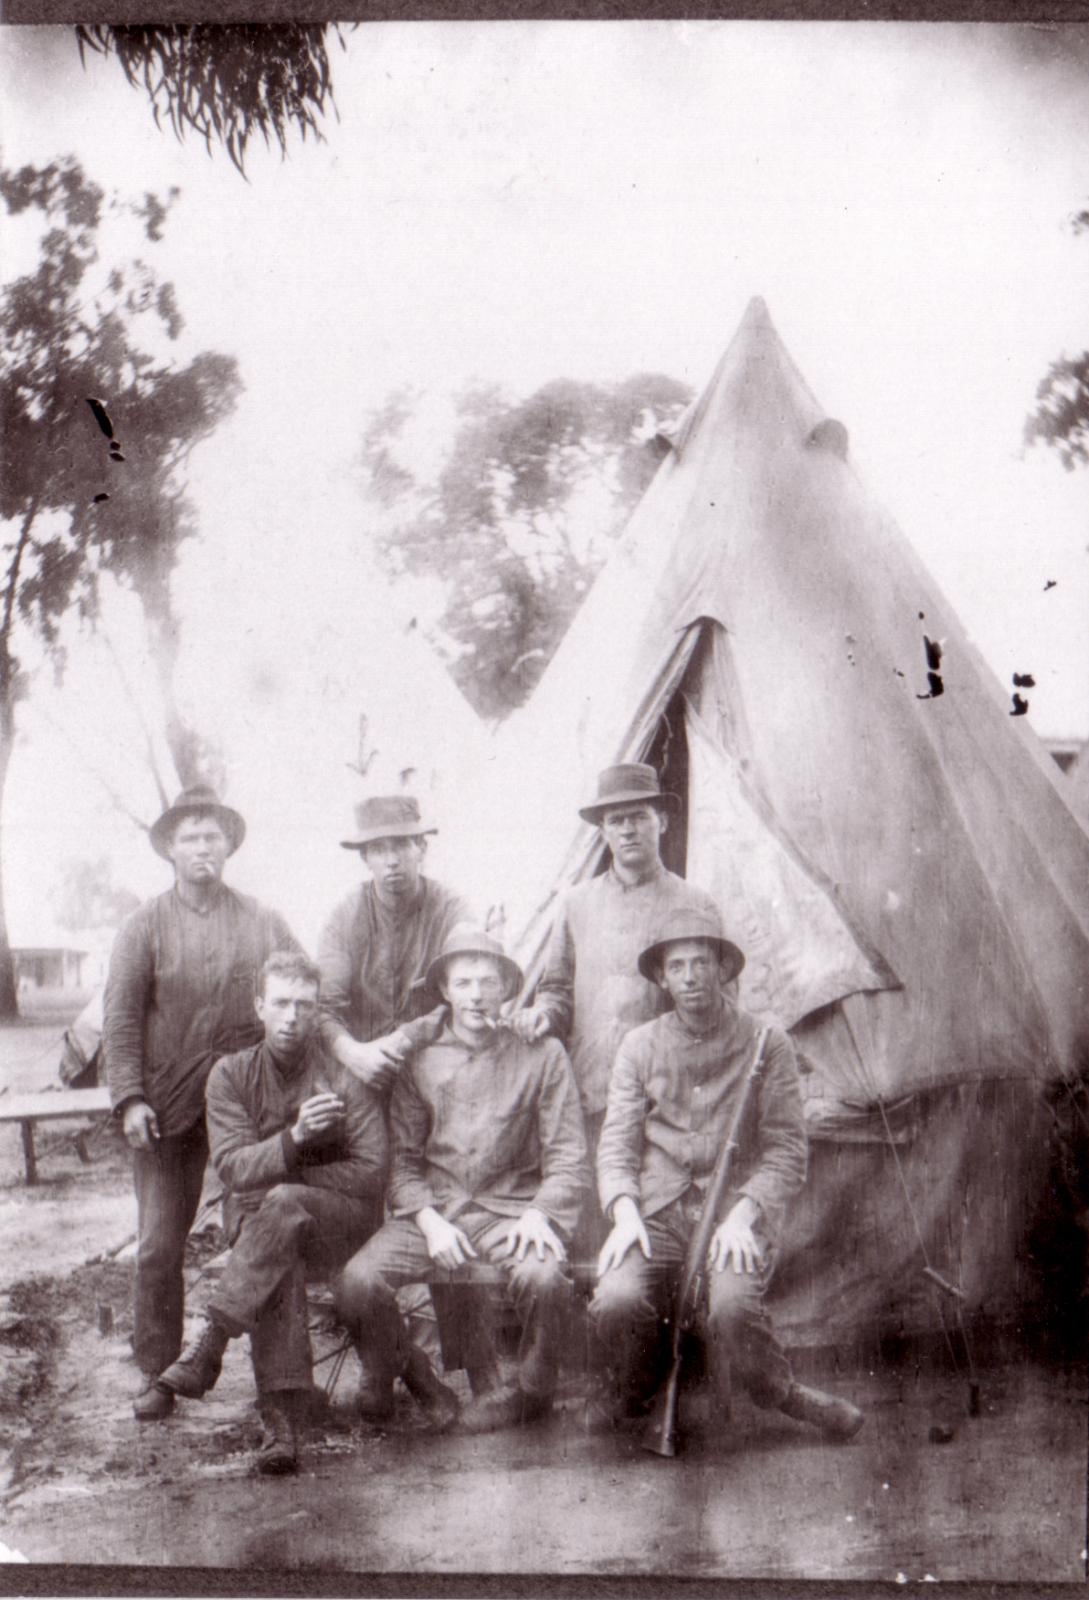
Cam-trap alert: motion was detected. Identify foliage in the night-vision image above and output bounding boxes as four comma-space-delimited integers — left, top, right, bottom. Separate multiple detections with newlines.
1025, 205, 1089, 470
360, 374, 691, 718
51, 856, 141, 932
0, 156, 242, 1012
1, 157, 241, 766
75, 24, 346, 177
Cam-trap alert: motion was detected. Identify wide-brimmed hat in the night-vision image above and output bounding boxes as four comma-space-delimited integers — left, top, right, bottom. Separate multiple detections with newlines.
579, 762, 680, 825
424, 924, 524, 1004
340, 794, 437, 851
150, 785, 246, 860
637, 904, 745, 985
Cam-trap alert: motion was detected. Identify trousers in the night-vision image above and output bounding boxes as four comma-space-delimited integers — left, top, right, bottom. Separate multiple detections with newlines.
588, 1205, 794, 1410
209, 1183, 376, 1395
132, 1120, 209, 1375
337, 1208, 575, 1397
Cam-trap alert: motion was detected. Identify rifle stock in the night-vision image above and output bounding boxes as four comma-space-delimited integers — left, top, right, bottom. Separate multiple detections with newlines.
641, 1024, 771, 1459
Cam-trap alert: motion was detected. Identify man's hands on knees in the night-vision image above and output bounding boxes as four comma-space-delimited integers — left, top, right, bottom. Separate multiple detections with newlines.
416, 1206, 478, 1271
121, 1100, 160, 1150
504, 1004, 551, 1045
496, 1206, 566, 1263
709, 1197, 764, 1274
336, 1030, 411, 1091
290, 1092, 345, 1145
597, 1194, 651, 1276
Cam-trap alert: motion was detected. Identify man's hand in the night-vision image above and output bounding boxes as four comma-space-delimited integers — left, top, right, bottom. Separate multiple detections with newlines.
290, 1092, 345, 1146
121, 1100, 159, 1151
709, 1198, 763, 1275
495, 1206, 566, 1263
336, 1031, 410, 1091
597, 1195, 651, 1276
416, 1207, 478, 1270
504, 1004, 551, 1045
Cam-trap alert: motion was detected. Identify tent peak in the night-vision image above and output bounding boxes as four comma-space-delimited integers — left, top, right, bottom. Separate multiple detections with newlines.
741, 295, 772, 326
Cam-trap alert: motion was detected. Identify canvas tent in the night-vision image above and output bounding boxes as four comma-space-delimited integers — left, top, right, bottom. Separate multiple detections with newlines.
484, 298, 1089, 1348
1066, 742, 1089, 826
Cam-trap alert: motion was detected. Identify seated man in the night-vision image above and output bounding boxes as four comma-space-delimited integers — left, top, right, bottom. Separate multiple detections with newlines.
155, 951, 391, 1474
590, 907, 865, 1442
337, 926, 588, 1433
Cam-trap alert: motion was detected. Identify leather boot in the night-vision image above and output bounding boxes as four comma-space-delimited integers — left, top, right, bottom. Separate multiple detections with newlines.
402, 1344, 459, 1431
779, 1383, 866, 1440
133, 1378, 174, 1422
355, 1345, 395, 1422
256, 1394, 298, 1476
158, 1319, 231, 1399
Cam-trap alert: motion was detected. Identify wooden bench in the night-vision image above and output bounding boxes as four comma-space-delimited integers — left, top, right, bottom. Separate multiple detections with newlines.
0, 1086, 112, 1185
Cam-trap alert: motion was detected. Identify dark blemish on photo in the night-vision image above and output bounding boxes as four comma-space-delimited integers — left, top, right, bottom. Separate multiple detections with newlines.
85, 396, 114, 439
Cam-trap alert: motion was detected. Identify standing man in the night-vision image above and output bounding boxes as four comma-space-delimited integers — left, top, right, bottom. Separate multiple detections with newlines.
317, 795, 471, 1093
104, 785, 302, 1421
155, 951, 388, 1474
510, 763, 721, 1243
337, 926, 588, 1432
590, 906, 865, 1441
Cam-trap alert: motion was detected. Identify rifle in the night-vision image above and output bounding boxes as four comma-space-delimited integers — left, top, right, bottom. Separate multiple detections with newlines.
642, 1024, 771, 1458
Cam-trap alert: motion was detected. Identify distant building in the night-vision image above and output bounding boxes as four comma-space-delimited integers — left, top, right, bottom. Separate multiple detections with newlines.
14, 945, 89, 991
10, 925, 115, 993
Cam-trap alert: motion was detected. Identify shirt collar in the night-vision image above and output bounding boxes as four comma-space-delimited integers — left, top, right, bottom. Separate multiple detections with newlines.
262, 1036, 318, 1083
371, 878, 427, 918
438, 1020, 505, 1058
666, 1000, 741, 1047
172, 881, 226, 916
605, 859, 665, 892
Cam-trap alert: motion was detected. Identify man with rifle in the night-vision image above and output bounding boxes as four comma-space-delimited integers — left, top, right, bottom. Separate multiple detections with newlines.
590, 905, 865, 1447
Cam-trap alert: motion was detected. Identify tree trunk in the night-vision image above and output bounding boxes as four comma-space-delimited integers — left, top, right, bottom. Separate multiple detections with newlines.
0, 691, 21, 1019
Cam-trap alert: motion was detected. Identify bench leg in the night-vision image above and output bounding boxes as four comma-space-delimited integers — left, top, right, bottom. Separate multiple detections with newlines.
20, 1120, 37, 1186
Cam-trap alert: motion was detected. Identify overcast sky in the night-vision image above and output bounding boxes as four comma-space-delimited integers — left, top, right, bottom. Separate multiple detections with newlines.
1, 20, 1087, 945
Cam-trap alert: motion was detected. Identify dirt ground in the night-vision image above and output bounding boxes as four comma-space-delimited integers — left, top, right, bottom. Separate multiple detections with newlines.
1, 1001, 1087, 1584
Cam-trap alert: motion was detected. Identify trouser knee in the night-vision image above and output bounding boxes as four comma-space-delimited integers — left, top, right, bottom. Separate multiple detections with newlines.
507, 1256, 569, 1309
335, 1252, 395, 1328
589, 1278, 655, 1339
253, 1183, 312, 1240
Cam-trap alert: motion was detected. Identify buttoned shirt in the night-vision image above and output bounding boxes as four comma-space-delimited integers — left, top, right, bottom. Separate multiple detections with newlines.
534, 863, 722, 1117
104, 885, 301, 1137
205, 1037, 387, 1242
388, 1025, 588, 1239
597, 1005, 806, 1248
317, 877, 470, 1051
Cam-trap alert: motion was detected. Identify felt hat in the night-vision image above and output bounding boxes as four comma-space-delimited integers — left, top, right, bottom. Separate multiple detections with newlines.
424, 924, 524, 1004
637, 903, 745, 986
340, 794, 437, 851
149, 785, 246, 860
579, 762, 680, 825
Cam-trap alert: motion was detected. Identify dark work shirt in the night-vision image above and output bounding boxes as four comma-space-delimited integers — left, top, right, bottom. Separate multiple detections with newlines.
317, 877, 470, 1049
205, 1037, 387, 1243
103, 884, 301, 1137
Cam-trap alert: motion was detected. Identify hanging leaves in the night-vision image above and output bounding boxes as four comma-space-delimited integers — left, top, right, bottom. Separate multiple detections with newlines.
74, 24, 347, 177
